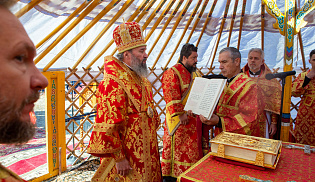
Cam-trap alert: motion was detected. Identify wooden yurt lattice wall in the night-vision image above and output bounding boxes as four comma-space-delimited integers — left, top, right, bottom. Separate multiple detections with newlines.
14, 0, 315, 170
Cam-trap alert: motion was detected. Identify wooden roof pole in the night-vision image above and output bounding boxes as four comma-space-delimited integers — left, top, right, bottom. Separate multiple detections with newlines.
297, 32, 306, 70
34, 0, 101, 64
142, 0, 172, 33
152, 0, 194, 69
237, 0, 247, 49
134, 0, 159, 22
196, 0, 218, 46
184, 0, 210, 43
227, 0, 239, 47
146, 0, 185, 56
87, 40, 114, 70
261, 3, 265, 50
43, 0, 123, 71
36, 1, 91, 49
87, 0, 165, 69
209, 0, 231, 69
71, 0, 144, 69
15, 0, 43, 18
162, 0, 203, 69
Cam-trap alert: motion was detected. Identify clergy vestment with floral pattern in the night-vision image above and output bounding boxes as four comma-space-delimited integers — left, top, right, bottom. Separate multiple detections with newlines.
87, 56, 162, 182
214, 73, 264, 137
161, 63, 211, 178
292, 70, 315, 146
242, 63, 281, 137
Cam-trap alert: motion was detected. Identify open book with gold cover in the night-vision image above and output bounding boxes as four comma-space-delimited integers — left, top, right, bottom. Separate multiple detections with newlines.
209, 132, 282, 169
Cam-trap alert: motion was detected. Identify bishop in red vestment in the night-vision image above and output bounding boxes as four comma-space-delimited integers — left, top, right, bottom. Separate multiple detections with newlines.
87, 22, 162, 181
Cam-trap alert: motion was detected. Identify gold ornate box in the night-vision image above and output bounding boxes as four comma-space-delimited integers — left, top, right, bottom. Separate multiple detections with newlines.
209, 132, 282, 169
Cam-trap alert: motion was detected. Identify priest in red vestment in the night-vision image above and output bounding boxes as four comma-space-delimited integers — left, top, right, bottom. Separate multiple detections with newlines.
242, 48, 281, 138
291, 49, 315, 146
200, 47, 264, 137
87, 22, 162, 181
161, 44, 211, 181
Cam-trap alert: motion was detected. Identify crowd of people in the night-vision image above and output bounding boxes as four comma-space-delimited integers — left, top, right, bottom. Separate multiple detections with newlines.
0, 0, 314, 181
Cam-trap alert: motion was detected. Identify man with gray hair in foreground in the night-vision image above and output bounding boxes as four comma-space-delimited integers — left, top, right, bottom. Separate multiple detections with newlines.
0, 0, 48, 181
199, 47, 264, 137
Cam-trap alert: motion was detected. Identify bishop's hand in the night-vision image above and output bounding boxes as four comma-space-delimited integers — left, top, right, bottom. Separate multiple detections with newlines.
116, 158, 132, 176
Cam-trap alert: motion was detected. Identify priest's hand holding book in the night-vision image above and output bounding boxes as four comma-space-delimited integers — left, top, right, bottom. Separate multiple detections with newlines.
200, 114, 220, 125
187, 110, 219, 126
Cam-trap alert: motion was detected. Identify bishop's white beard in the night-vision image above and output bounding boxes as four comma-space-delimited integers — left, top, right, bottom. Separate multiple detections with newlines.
130, 53, 148, 77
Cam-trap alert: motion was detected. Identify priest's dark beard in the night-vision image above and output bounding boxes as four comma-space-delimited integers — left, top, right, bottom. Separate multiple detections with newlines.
184, 63, 197, 73
185, 65, 197, 73
0, 92, 39, 144
130, 53, 148, 77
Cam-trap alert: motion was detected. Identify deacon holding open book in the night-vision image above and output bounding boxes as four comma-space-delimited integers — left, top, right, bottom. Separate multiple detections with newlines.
197, 47, 265, 137
161, 44, 211, 181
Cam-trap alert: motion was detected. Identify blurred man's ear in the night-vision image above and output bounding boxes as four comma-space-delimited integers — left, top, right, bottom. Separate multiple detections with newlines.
182, 56, 188, 64
234, 58, 241, 66
123, 51, 129, 58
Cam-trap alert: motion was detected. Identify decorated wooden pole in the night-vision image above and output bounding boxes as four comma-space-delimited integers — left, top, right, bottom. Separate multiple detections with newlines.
263, 0, 315, 141
263, 0, 293, 141
32, 71, 66, 182
281, 0, 295, 141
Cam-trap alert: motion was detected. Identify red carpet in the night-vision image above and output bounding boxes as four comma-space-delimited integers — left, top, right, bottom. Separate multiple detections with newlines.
0, 128, 46, 156
0, 126, 90, 180
7, 153, 47, 175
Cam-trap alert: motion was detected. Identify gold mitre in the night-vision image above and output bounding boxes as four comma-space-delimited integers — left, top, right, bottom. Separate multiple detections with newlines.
113, 21, 146, 53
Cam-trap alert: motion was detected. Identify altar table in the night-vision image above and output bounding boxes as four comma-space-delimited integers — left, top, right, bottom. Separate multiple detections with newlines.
178, 142, 314, 182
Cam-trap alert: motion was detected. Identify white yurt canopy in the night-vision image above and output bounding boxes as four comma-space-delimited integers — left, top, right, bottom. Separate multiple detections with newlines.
11, 0, 315, 73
